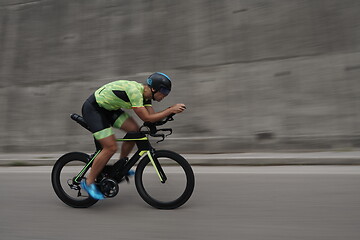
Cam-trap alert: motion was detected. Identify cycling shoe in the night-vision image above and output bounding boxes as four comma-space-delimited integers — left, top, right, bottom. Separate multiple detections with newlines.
80, 179, 105, 200
127, 170, 135, 176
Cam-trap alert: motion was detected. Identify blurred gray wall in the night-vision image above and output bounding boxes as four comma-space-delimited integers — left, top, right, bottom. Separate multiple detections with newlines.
1, 0, 360, 153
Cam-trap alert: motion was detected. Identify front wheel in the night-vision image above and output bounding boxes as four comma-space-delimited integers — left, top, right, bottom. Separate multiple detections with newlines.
51, 152, 98, 208
135, 150, 195, 209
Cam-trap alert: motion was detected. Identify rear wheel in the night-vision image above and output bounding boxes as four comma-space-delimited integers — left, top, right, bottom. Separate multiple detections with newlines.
135, 150, 195, 209
51, 152, 98, 208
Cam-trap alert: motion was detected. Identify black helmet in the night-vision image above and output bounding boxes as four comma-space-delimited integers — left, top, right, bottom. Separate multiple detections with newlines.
147, 72, 172, 96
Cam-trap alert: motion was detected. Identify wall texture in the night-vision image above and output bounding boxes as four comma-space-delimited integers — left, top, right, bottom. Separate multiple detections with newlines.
1, 0, 360, 153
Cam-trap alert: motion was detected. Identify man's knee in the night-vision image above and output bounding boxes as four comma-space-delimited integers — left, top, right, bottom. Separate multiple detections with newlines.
127, 125, 139, 132
121, 118, 139, 132
98, 136, 118, 155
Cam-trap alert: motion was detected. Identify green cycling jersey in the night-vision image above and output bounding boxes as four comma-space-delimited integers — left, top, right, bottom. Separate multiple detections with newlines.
94, 80, 152, 111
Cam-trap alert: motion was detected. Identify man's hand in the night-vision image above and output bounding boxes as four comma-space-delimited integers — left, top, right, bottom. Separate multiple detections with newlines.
170, 104, 186, 114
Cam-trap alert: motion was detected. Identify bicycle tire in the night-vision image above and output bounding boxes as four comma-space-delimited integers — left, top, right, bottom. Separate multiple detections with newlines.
135, 150, 195, 209
51, 152, 98, 208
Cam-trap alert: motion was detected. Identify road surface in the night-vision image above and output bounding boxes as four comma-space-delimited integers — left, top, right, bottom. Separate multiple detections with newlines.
1, 166, 360, 240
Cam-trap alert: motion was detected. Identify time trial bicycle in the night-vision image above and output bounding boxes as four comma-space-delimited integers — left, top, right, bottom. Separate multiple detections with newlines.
51, 113, 195, 209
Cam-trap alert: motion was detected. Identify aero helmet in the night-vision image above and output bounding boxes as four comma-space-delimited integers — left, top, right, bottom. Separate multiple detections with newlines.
147, 72, 172, 97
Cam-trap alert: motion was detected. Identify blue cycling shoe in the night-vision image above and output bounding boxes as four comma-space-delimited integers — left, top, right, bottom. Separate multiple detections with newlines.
127, 170, 135, 176
80, 179, 105, 200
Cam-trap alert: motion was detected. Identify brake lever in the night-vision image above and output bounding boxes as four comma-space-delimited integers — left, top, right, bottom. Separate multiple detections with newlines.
166, 129, 172, 137
158, 128, 172, 137
157, 139, 164, 143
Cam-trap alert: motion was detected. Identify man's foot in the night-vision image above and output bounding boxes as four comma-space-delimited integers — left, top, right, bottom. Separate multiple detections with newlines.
127, 170, 135, 176
124, 170, 135, 183
80, 179, 105, 200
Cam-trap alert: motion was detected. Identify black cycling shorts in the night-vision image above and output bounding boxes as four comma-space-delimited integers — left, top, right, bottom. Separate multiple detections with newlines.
81, 94, 130, 140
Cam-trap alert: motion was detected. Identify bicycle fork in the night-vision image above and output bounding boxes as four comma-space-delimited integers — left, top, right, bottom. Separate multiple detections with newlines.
139, 149, 167, 183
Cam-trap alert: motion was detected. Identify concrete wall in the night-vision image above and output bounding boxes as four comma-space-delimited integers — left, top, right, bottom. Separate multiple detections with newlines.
1, 0, 360, 153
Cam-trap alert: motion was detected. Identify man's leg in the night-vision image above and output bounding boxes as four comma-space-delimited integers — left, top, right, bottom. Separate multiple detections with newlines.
119, 117, 139, 159
86, 134, 117, 185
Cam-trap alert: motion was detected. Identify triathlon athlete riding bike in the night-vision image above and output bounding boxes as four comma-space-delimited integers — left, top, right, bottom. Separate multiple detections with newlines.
51, 73, 195, 209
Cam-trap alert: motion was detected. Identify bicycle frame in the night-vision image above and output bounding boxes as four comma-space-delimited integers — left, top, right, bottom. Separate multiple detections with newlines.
74, 132, 167, 184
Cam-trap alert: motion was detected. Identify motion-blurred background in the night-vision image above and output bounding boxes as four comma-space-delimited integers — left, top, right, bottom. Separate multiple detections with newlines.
1, 0, 360, 154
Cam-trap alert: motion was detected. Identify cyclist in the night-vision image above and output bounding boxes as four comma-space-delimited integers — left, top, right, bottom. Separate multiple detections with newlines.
80, 72, 186, 200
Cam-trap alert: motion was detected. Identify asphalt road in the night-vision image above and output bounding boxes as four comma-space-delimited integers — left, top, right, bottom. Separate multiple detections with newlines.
1, 166, 360, 240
